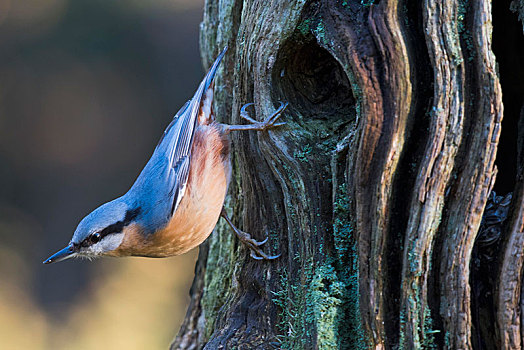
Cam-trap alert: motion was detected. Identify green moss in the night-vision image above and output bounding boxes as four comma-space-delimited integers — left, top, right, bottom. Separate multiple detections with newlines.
272, 265, 310, 349
273, 259, 365, 349
272, 183, 366, 349
401, 254, 438, 348
308, 263, 344, 348
333, 184, 351, 258
297, 18, 312, 36
200, 200, 235, 339
313, 20, 328, 45
445, 330, 451, 348
331, 185, 366, 349
399, 309, 406, 348
422, 307, 439, 349
293, 144, 313, 162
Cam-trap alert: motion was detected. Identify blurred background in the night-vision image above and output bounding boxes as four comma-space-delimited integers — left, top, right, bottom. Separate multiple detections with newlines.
0, 0, 205, 348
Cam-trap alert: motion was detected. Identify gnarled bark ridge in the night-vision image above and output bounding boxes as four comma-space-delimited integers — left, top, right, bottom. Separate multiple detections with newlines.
172, 1, 524, 349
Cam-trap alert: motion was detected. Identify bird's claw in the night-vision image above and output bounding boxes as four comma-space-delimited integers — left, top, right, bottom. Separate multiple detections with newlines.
252, 236, 268, 246
240, 103, 257, 123
268, 101, 288, 124
239, 101, 288, 131
220, 209, 280, 260
236, 229, 279, 260
250, 250, 281, 260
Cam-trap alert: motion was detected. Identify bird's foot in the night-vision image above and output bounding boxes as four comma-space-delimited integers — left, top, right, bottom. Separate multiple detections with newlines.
234, 229, 280, 260
221, 210, 280, 260
225, 102, 288, 132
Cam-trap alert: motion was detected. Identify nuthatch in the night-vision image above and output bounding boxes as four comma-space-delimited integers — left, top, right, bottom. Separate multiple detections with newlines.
43, 47, 286, 264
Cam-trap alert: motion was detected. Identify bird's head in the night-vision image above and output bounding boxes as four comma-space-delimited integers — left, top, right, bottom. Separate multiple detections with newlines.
43, 198, 141, 264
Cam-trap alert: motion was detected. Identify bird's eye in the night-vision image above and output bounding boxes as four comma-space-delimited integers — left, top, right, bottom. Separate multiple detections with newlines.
90, 233, 101, 244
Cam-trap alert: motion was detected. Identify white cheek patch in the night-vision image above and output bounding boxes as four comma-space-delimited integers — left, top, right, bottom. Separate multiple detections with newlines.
84, 233, 125, 256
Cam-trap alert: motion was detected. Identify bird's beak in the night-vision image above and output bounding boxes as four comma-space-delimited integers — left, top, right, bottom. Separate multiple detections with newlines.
43, 244, 76, 264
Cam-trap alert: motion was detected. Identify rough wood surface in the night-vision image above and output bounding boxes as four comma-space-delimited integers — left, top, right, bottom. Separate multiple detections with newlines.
436, 0, 502, 348
172, 1, 520, 349
399, 0, 466, 346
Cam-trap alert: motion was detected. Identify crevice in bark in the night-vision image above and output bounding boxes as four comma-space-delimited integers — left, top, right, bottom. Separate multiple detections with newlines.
492, 0, 524, 194
389, 0, 435, 347
427, 2, 464, 346
454, 0, 476, 169
436, 0, 502, 346
471, 191, 512, 350
315, 1, 415, 345
402, 0, 468, 347
469, 2, 524, 349
431, 2, 473, 347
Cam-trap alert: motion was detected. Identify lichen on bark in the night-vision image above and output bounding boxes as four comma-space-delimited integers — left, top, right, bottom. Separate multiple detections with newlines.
172, 1, 520, 349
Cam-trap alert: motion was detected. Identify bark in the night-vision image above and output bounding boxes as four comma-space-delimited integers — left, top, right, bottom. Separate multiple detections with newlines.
172, 0, 523, 349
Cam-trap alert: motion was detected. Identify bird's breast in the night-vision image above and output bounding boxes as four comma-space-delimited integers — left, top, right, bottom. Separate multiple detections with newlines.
113, 122, 231, 258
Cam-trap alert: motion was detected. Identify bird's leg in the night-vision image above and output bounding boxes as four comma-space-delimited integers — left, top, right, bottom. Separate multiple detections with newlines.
220, 208, 280, 260
219, 102, 286, 260
223, 102, 288, 132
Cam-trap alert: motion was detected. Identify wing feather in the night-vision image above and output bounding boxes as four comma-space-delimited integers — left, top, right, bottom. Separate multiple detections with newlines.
159, 47, 227, 216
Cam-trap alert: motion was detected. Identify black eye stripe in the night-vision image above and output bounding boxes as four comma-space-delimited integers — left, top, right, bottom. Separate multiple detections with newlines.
99, 221, 125, 237
124, 207, 141, 224
99, 207, 142, 238
81, 207, 141, 247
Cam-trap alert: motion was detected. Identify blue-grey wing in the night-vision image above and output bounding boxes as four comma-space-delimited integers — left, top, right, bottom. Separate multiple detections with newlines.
157, 101, 199, 216
156, 47, 228, 216
169, 156, 190, 214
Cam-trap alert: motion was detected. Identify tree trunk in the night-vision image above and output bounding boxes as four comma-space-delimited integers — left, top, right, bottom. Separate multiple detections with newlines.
172, 0, 524, 349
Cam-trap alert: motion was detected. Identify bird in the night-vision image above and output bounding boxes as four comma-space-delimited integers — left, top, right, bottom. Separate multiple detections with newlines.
43, 47, 287, 265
